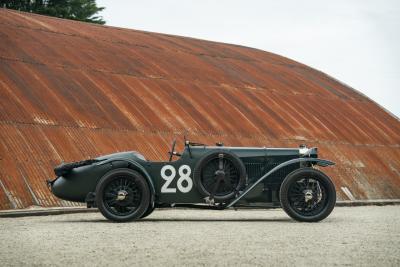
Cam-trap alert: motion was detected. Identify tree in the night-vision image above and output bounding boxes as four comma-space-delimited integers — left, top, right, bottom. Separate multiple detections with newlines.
0, 0, 105, 24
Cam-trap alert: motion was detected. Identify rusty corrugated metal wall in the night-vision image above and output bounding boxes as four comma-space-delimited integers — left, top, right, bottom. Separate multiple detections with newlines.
0, 9, 399, 209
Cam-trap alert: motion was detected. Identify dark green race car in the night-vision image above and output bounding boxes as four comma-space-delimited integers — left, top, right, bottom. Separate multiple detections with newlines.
48, 139, 336, 222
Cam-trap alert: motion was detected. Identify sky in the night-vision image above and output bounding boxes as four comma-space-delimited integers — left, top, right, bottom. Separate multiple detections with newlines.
97, 0, 400, 118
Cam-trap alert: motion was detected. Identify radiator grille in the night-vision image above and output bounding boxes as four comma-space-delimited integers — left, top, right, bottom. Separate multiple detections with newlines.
244, 159, 298, 184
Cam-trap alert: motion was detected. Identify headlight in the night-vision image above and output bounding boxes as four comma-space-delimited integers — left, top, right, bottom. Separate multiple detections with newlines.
299, 144, 310, 156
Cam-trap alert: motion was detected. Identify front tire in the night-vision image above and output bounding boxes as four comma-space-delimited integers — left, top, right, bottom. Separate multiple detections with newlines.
280, 168, 336, 222
96, 168, 150, 222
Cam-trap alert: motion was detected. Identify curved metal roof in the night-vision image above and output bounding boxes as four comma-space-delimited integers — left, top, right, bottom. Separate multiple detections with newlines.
0, 9, 399, 209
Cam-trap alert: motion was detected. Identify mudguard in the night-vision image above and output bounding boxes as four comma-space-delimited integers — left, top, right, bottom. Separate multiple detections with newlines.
96, 158, 156, 196
226, 158, 335, 208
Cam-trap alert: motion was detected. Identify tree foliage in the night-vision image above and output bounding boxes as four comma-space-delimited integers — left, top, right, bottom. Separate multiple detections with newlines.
1, 0, 105, 24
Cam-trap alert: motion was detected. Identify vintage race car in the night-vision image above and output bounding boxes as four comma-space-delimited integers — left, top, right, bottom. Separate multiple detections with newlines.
48, 139, 336, 222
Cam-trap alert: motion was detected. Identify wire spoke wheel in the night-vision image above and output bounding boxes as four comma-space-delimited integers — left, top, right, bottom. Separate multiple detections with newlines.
103, 176, 142, 217
96, 169, 151, 222
194, 151, 246, 202
201, 157, 240, 196
288, 178, 327, 217
280, 168, 336, 222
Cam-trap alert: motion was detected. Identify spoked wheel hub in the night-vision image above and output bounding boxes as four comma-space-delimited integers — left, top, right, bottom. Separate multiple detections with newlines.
303, 189, 313, 202
103, 176, 141, 216
288, 178, 326, 216
96, 169, 151, 222
116, 190, 128, 201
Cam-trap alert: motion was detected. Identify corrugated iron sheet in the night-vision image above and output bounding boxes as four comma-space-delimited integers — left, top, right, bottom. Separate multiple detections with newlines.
0, 9, 399, 209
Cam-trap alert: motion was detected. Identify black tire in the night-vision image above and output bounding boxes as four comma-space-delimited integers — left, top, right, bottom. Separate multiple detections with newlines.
96, 168, 151, 222
194, 151, 246, 201
140, 203, 155, 219
280, 168, 336, 222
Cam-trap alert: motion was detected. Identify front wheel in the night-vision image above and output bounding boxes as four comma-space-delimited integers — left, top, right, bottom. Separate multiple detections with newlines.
279, 168, 336, 222
96, 168, 151, 222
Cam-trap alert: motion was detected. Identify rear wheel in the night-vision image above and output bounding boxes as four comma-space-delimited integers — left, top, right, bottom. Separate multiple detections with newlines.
279, 168, 336, 222
140, 203, 155, 218
96, 168, 150, 222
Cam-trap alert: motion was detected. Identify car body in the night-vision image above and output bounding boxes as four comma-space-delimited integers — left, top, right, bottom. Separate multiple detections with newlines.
48, 140, 336, 222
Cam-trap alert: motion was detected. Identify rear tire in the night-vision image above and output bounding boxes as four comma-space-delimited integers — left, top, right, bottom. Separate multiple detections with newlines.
280, 168, 336, 222
96, 168, 150, 222
140, 203, 155, 218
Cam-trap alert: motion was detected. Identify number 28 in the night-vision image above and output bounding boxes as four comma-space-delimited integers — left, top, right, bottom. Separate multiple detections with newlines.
160, 165, 193, 193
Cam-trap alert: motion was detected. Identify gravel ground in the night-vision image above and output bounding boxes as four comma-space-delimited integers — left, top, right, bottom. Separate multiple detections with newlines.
0, 206, 399, 266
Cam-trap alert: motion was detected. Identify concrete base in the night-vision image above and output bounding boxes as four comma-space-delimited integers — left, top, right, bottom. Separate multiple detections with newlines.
0, 206, 97, 218
336, 199, 400, 207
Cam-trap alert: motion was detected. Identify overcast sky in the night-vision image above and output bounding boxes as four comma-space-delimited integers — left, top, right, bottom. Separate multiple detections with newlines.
97, 0, 400, 118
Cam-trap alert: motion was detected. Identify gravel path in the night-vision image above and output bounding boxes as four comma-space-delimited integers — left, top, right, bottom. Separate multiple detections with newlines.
0, 206, 399, 266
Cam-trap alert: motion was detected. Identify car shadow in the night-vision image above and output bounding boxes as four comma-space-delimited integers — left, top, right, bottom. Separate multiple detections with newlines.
144, 217, 339, 223
56, 217, 294, 223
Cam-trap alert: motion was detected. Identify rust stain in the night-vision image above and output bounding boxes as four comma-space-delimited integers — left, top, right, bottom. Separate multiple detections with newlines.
0, 9, 399, 209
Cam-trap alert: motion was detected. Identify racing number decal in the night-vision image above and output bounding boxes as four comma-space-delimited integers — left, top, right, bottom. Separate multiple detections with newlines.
176, 165, 193, 193
160, 165, 176, 193
160, 165, 193, 193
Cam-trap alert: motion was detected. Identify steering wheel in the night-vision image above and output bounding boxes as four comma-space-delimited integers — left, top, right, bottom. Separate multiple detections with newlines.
168, 139, 181, 162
